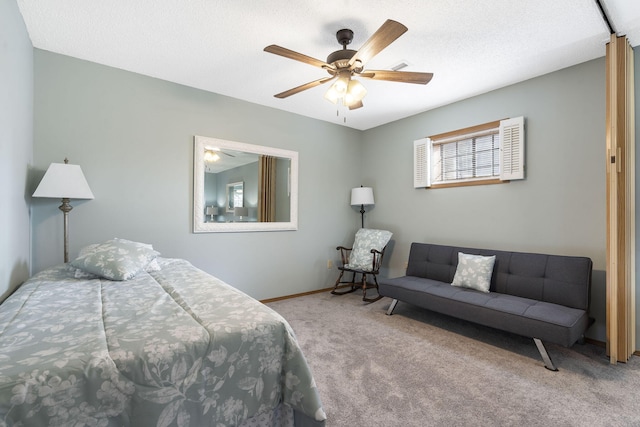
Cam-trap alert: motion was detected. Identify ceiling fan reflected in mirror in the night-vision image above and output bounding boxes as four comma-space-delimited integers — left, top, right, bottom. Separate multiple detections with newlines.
204, 147, 235, 162
264, 19, 433, 110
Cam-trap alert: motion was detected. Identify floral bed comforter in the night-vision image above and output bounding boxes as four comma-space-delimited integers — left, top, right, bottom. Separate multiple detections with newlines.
0, 258, 325, 427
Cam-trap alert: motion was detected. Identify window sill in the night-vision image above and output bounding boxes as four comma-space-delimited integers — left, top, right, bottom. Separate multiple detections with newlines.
427, 178, 509, 189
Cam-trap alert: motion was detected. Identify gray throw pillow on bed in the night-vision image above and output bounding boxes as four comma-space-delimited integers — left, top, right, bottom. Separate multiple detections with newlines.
70, 238, 159, 281
451, 252, 496, 293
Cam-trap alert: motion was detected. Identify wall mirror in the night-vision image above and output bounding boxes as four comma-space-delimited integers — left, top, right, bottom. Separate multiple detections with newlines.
226, 181, 243, 212
193, 135, 298, 232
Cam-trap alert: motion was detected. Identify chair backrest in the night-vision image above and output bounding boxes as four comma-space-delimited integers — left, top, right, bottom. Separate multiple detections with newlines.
348, 228, 393, 270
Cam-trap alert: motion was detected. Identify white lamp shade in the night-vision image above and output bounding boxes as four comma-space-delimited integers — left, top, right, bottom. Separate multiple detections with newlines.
344, 79, 367, 106
351, 187, 374, 206
33, 162, 94, 199
206, 206, 219, 215
324, 85, 340, 104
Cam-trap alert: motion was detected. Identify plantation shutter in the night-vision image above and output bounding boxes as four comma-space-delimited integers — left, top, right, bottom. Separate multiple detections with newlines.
414, 138, 431, 188
499, 116, 525, 180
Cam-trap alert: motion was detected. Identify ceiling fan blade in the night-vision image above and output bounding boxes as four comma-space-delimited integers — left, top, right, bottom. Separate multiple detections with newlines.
264, 45, 333, 70
348, 19, 408, 68
361, 70, 434, 85
274, 76, 335, 99
348, 100, 364, 110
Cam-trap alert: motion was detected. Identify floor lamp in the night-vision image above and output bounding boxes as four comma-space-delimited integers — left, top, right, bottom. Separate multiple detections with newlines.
33, 159, 94, 263
351, 186, 375, 228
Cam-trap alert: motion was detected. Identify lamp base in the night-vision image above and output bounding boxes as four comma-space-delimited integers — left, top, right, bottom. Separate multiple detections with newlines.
359, 204, 365, 228
59, 198, 72, 263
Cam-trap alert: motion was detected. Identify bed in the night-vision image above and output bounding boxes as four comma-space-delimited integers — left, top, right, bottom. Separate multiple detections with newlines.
0, 239, 326, 427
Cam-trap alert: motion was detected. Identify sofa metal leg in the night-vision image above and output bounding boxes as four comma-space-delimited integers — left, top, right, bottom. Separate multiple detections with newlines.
386, 299, 398, 315
533, 338, 558, 371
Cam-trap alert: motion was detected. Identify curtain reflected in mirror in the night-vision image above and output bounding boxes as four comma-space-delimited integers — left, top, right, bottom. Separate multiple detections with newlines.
259, 156, 276, 222
257, 156, 292, 223
194, 136, 298, 233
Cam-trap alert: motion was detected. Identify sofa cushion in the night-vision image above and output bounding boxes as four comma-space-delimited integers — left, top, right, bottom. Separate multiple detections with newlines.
451, 252, 496, 293
378, 275, 590, 347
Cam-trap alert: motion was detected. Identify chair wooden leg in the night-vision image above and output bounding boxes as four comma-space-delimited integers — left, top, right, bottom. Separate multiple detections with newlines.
332, 269, 383, 302
331, 270, 359, 295
362, 273, 383, 303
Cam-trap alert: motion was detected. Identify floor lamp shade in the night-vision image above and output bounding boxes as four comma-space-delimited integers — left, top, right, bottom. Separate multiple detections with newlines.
351, 187, 375, 206
351, 186, 374, 228
33, 162, 95, 199
33, 160, 94, 263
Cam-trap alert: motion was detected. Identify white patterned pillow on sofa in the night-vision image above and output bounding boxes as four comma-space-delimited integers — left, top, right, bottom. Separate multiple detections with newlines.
346, 228, 393, 271
451, 252, 496, 293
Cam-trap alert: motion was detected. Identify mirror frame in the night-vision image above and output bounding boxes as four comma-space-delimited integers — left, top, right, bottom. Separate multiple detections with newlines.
193, 135, 298, 233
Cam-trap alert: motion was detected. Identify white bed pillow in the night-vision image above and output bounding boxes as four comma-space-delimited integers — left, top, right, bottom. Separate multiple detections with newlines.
70, 239, 161, 279
70, 238, 160, 281
451, 252, 496, 293
71, 258, 161, 279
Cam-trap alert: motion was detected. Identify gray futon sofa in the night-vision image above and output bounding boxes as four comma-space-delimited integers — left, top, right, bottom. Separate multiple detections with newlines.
378, 242, 593, 370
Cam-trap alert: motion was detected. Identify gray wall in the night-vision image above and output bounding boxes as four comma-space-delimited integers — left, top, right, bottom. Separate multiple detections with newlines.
20, 44, 640, 346
363, 58, 608, 341
1, 0, 33, 302
32, 50, 363, 300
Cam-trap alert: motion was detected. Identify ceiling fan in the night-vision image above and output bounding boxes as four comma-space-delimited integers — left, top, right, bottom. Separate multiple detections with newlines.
204, 147, 235, 163
264, 19, 433, 110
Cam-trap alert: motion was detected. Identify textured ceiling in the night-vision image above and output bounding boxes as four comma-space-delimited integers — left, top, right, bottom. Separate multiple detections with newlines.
16, 0, 640, 130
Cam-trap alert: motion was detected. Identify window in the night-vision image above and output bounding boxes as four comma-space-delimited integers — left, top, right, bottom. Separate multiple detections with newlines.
414, 117, 524, 188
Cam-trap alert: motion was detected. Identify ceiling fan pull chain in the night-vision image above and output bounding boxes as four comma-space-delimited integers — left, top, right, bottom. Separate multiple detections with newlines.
335, 104, 348, 123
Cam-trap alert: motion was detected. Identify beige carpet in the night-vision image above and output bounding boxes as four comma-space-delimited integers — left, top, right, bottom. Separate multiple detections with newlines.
266, 292, 640, 427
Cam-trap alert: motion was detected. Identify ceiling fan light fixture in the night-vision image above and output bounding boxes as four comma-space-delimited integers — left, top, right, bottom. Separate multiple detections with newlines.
324, 83, 340, 104
324, 73, 348, 104
325, 75, 367, 107
344, 78, 367, 106
204, 150, 221, 162
333, 74, 350, 95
